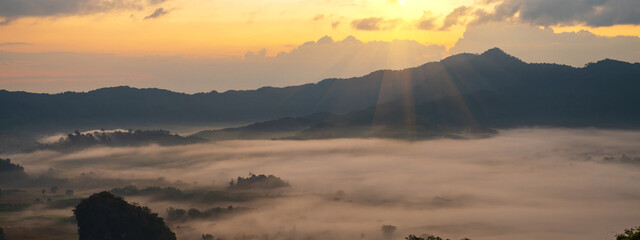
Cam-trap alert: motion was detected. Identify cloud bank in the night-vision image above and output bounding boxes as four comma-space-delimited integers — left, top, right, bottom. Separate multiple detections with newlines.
451, 22, 640, 66
0, 36, 446, 93
482, 0, 640, 27
4, 129, 640, 240
0, 0, 166, 24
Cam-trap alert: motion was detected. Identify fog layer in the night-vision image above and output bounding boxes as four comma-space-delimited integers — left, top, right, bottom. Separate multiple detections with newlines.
4, 128, 640, 240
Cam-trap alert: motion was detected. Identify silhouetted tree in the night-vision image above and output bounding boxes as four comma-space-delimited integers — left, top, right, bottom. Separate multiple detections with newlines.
74, 191, 176, 240
381, 225, 396, 239
166, 207, 186, 220
65, 189, 74, 196
228, 174, 289, 190
0, 158, 28, 182
0, 226, 5, 240
202, 234, 214, 240
406, 234, 470, 240
187, 208, 202, 218
50, 186, 59, 194
617, 226, 640, 240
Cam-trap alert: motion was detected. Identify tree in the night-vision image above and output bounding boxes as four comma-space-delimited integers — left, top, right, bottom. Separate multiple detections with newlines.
187, 208, 202, 218
617, 227, 640, 240
74, 191, 176, 240
406, 234, 470, 240
202, 234, 214, 240
65, 189, 74, 196
166, 207, 186, 220
0, 226, 5, 240
381, 225, 397, 239
50, 186, 59, 194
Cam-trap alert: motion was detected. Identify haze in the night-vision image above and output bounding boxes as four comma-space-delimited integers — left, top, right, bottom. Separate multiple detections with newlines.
3, 129, 640, 240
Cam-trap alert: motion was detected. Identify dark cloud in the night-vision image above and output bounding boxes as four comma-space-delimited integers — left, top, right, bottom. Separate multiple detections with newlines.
484, 0, 640, 27
451, 22, 640, 66
351, 17, 399, 31
0, 42, 33, 46
440, 6, 471, 30
0, 0, 165, 22
144, 7, 168, 20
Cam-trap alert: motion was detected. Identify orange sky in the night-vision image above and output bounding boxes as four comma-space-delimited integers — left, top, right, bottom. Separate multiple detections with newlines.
1, 0, 640, 93
1, 0, 636, 58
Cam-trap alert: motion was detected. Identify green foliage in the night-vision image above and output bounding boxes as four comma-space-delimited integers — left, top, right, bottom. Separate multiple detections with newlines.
617, 227, 640, 240
73, 191, 176, 240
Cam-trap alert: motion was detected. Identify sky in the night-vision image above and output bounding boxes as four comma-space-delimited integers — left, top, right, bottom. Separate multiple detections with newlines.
1, 0, 640, 93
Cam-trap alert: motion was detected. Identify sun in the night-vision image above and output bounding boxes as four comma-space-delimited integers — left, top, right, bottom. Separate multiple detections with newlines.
399, 0, 405, 5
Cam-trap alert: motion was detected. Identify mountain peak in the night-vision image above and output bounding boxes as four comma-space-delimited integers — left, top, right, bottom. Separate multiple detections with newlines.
482, 47, 507, 55
478, 47, 524, 64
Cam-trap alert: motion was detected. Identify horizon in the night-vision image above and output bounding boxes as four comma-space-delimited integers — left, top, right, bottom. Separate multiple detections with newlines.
2, 47, 638, 95
2, 0, 640, 93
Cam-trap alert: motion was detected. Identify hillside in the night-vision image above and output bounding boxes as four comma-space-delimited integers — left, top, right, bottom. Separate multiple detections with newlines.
1, 48, 639, 133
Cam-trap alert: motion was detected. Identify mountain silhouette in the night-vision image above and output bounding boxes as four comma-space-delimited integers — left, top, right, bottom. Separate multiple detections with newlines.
1, 48, 639, 134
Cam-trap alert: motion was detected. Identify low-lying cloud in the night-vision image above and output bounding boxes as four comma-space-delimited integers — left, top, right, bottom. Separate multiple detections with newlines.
4, 128, 640, 240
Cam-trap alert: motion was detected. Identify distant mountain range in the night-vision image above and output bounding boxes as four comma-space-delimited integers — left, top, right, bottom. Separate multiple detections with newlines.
2, 48, 639, 136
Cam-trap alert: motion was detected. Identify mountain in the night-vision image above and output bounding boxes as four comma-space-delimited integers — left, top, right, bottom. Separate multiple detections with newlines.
1, 48, 639, 134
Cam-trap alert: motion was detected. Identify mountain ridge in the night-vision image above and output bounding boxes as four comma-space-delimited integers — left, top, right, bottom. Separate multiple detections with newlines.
1, 48, 639, 133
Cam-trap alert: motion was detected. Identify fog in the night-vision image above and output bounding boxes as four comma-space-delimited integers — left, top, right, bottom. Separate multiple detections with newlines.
4, 128, 640, 240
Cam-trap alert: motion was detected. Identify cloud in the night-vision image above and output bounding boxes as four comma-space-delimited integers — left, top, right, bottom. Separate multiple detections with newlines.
0, 42, 34, 46
451, 22, 640, 66
5, 129, 640, 240
0, 35, 446, 93
313, 14, 324, 21
416, 12, 437, 30
480, 0, 640, 27
0, 0, 165, 23
440, 6, 471, 30
331, 21, 340, 29
351, 17, 399, 31
0, 17, 13, 25
144, 7, 168, 20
